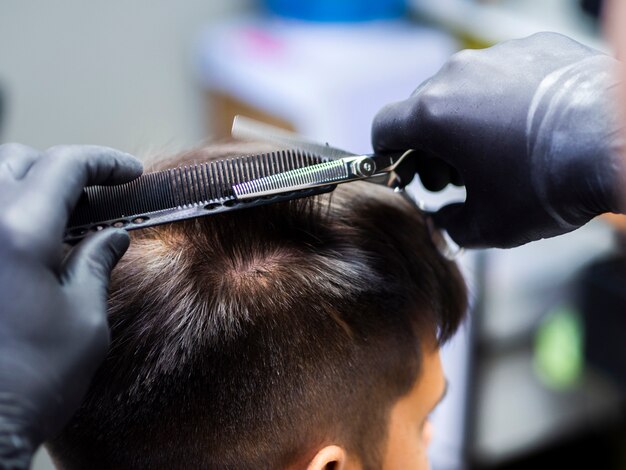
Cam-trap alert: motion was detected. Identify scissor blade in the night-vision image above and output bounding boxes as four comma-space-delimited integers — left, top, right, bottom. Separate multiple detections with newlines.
231, 115, 356, 161
233, 155, 372, 200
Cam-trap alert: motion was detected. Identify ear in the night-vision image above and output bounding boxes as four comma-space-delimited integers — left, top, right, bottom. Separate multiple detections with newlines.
306, 445, 348, 470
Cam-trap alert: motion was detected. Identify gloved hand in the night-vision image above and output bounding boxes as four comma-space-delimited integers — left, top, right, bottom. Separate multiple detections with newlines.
0, 144, 142, 468
373, 32, 625, 248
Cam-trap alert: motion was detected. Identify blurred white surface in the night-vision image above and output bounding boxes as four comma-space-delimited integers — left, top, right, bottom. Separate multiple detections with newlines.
197, 17, 459, 154
410, 0, 607, 51
0, 0, 252, 155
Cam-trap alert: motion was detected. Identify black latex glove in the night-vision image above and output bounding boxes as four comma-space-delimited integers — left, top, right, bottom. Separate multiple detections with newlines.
373, 32, 625, 248
0, 144, 142, 468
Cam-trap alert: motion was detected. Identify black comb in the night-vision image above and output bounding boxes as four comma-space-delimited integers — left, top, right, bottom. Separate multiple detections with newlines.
65, 150, 332, 243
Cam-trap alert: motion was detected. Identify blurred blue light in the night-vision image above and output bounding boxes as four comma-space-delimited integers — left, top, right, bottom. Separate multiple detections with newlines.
264, 0, 407, 22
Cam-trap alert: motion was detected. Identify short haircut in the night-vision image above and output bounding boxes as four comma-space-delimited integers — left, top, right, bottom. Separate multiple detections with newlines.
48, 143, 467, 470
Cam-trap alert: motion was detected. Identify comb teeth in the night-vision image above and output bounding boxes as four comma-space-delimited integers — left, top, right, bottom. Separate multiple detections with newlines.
233, 160, 349, 200
68, 150, 323, 228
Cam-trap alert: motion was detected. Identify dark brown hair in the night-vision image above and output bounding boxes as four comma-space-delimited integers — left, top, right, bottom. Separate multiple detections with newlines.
48, 143, 467, 470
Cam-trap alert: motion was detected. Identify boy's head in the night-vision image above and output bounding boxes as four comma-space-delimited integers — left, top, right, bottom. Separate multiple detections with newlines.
48, 143, 467, 470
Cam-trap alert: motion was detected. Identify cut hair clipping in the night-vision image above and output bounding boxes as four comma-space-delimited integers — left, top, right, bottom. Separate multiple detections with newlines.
395, 191, 463, 260
426, 216, 464, 261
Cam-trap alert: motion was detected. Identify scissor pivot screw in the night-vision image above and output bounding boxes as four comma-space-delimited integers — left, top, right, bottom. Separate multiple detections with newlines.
352, 157, 375, 177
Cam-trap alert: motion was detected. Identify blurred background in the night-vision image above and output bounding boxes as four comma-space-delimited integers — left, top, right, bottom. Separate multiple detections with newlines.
2, 0, 625, 469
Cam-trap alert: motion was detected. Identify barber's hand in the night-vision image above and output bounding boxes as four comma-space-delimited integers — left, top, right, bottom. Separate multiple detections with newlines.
0, 144, 142, 464
373, 32, 624, 248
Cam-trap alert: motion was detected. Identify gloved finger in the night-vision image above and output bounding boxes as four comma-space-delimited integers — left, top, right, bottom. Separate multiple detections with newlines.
23, 145, 143, 234
62, 228, 130, 293
432, 202, 481, 248
0, 143, 41, 180
372, 96, 426, 153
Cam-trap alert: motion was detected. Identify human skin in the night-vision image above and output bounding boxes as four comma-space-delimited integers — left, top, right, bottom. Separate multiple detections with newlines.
380, 342, 445, 470
308, 338, 446, 470
604, 0, 626, 78
603, 0, 626, 210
